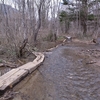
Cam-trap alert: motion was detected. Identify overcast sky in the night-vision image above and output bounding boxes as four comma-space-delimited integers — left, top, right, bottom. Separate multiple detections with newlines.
0, 0, 15, 8
0, 0, 75, 4
0, 0, 75, 8
0, 0, 13, 4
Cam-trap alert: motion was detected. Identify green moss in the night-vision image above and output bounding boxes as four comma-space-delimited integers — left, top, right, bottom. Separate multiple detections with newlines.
88, 14, 95, 21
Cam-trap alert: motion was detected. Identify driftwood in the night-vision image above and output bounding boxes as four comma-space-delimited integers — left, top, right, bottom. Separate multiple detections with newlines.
0, 90, 19, 100
5, 64, 17, 68
0, 52, 44, 91
17, 59, 24, 65
86, 61, 96, 64
0, 60, 18, 68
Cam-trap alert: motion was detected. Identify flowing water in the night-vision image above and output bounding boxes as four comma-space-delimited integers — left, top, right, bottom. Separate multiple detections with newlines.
11, 43, 100, 100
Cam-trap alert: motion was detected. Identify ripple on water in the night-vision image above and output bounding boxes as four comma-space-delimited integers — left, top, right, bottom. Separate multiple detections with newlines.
12, 45, 100, 100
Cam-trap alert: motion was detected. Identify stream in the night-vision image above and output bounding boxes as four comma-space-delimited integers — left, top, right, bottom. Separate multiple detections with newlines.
9, 43, 100, 100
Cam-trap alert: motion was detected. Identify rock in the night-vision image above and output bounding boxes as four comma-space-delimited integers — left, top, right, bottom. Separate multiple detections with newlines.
0, 63, 4, 67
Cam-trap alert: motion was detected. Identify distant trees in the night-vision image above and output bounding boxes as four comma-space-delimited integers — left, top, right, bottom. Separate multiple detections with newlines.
61, 0, 100, 37
80, 0, 88, 36
0, 0, 61, 57
0, 0, 100, 58
59, 11, 69, 33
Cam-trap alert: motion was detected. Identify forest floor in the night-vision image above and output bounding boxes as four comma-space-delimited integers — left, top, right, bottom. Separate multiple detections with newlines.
0, 39, 63, 76
1, 37, 100, 100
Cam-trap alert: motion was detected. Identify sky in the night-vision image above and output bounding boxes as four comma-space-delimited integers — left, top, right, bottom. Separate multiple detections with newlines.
0, 0, 13, 4
0, 0, 75, 5
0, 0, 76, 9
0, 0, 14, 7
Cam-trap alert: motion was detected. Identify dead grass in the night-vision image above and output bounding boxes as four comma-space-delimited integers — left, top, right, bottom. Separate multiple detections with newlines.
73, 38, 93, 44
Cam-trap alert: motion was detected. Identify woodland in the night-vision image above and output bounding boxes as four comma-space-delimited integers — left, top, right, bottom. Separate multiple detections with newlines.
0, 0, 100, 66
0, 1, 100, 100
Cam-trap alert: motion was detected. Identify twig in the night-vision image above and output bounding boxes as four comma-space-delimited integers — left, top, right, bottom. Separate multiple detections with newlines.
86, 61, 96, 64
1, 60, 17, 68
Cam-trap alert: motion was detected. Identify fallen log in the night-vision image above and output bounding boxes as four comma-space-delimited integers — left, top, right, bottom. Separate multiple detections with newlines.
2, 60, 18, 68
0, 52, 45, 91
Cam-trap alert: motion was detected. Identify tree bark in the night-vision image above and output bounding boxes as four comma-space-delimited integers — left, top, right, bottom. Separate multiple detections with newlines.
81, 0, 88, 36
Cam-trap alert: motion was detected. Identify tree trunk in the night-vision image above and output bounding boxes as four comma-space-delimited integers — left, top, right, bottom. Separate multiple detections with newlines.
33, 1, 42, 43
17, 39, 28, 58
81, 0, 88, 36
